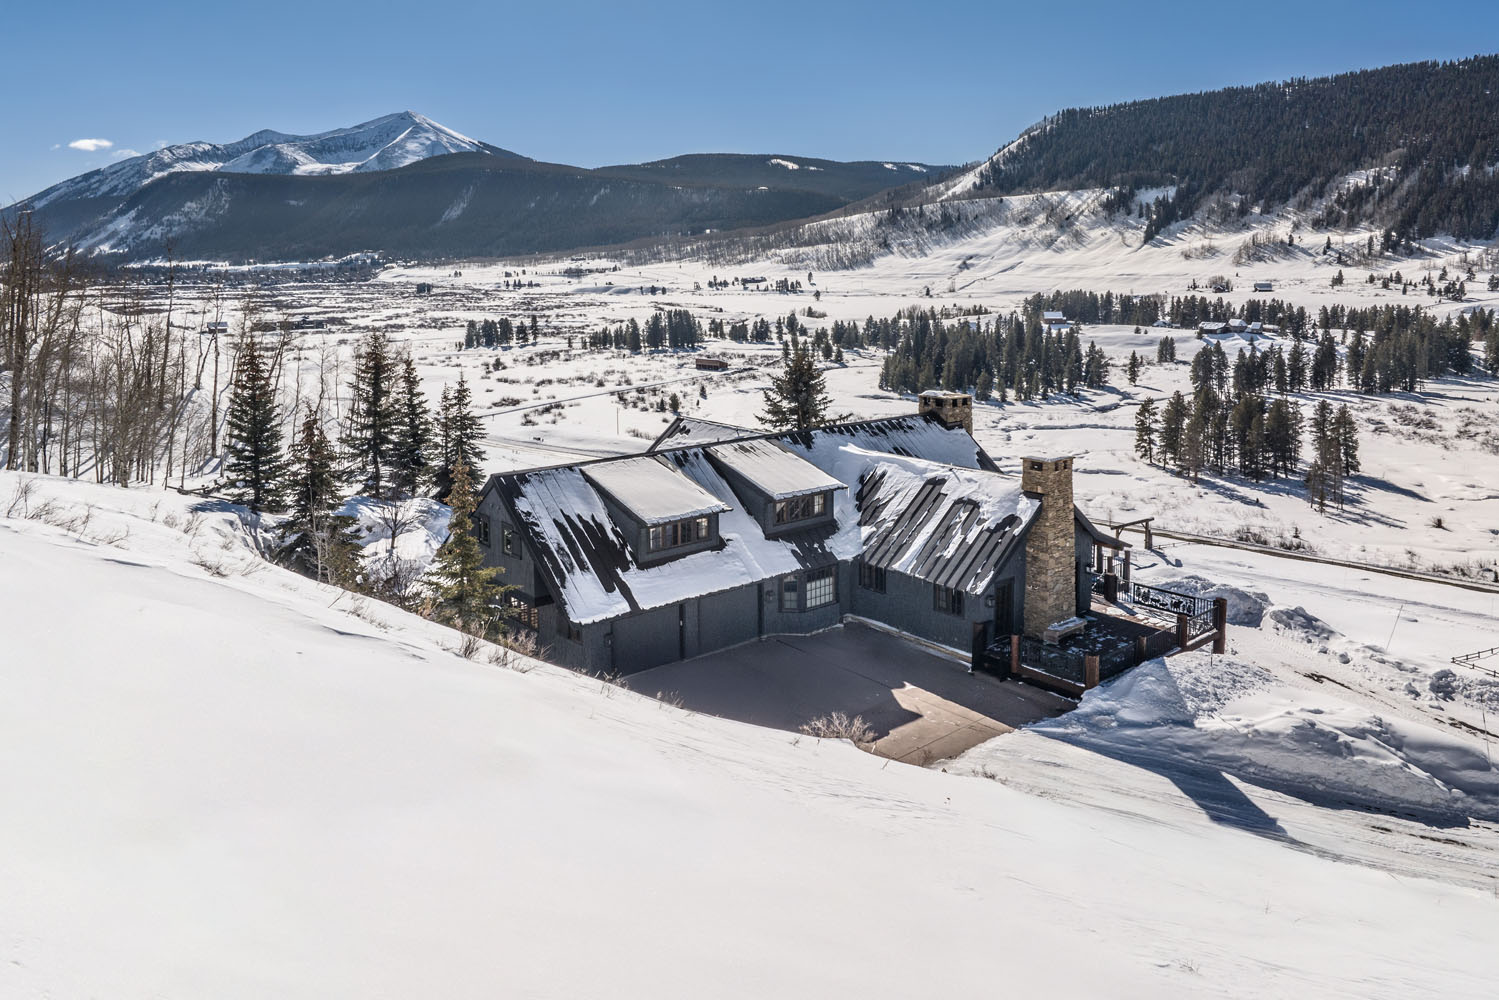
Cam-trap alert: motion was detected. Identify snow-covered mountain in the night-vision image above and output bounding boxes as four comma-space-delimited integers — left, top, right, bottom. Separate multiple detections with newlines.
5, 113, 949, 261
24, 111, 521, 210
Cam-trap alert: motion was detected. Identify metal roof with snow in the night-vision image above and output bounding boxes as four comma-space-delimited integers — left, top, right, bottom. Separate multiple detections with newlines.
706, 438, 846, 500
856, 461, 1036, 594
582, 456, 730, 526
648, 415, 755, 451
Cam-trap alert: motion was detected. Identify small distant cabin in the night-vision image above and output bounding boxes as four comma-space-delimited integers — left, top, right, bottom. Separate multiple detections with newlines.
1253, 281, 1274, 292
415, 282, 434, 295
292, 317, 327, 331
1198, 321, 1226, 335
201, 321, 230, 336
1041, 311, 1074, 334
1227, 318, 1248, 333
695, 356, 731, 371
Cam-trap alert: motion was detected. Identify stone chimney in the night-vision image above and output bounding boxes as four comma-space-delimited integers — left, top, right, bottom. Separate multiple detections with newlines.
1021, 456, 1077, 637
918, 390, 973, 434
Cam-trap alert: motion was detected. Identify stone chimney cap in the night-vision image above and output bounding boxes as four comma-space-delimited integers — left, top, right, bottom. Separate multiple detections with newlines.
1023, 455, 1075, 464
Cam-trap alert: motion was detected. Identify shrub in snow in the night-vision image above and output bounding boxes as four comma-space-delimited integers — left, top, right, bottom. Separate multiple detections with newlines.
800, 712, 876, 745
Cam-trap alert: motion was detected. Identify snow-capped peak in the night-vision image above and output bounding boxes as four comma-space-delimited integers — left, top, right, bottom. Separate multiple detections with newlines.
20, 112, 513, 210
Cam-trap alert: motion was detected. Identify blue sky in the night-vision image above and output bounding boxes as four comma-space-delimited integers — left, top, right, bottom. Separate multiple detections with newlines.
5, 0, 1498, 202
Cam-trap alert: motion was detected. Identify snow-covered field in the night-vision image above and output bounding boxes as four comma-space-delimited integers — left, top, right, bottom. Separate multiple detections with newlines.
13, 200, 1499, 995
4, 471, 1498, 998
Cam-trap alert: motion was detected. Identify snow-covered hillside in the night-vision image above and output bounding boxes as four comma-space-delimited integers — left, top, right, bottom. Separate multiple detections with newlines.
3, 472, 1497, 997
20, 111, 508, 209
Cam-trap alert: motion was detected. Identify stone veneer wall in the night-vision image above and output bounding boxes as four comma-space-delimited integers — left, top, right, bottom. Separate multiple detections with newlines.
1021, 456, 1076, 638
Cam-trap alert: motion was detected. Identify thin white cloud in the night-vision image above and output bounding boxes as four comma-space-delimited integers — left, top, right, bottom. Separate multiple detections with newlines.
68, 138, 113, 152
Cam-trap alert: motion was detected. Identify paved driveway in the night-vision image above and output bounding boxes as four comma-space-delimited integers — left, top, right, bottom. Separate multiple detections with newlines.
625, 621, 1074, 764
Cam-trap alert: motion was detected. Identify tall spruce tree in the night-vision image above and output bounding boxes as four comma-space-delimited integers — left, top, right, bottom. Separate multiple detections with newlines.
760, 345, 834, 431
426, 460, 510, 637
278, 404, 361, 585
345, 332, 401, 499
436, 375, 486, 501
223, 338, 287, 512
391, 356, 433, 498
1134, 397, 1158, 463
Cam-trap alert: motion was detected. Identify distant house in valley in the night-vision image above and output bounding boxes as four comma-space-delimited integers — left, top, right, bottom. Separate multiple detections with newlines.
474, 398, 1125, 676
694, 356, 731, 371
1253, 281, 1274, 292
1041, 311, 1074, 333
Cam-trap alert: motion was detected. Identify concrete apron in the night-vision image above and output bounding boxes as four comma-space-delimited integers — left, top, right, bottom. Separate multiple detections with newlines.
869, 685, 1016, 765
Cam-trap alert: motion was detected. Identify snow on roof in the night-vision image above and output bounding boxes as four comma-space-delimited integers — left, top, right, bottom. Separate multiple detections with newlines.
648, 415, 755, 451
489, 416, 1007, 624
1043, 311, 1066, 321
707, 438, 845, 500
582, 456, 730, 526
855, 454, 1037, 594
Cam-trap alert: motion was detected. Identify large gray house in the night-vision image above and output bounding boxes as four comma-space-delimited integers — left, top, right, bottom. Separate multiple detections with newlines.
474, 392, 1122, 675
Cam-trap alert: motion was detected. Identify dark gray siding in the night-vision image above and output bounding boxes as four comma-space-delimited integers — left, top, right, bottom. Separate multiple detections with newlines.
850, 566, 994, 651
697, 585, 761, 652
611, 604, 683, 673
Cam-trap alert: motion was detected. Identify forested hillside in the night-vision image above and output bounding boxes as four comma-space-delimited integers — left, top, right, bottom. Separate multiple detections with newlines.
971, 56, 1499, 241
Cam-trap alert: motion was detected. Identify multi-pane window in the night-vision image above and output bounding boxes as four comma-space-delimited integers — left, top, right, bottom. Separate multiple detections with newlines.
857, 561, 886, 593
779, 575, 799, 612
475, 514, 492, 547
502, 524, 520, 557
647, 516, 711, 552
506, 594, 539, 631
804, 567, 836, 608
773, 492, 828, 526
933, 585, 964, 616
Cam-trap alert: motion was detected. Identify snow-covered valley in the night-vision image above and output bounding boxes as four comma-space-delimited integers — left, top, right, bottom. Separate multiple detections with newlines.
8, 194, 1499, 997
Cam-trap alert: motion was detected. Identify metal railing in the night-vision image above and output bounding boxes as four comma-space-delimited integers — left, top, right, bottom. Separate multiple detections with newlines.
1127, 581, 1208, 623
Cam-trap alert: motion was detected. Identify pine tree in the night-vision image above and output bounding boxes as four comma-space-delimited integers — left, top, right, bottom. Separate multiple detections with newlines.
1333, 404, 1360, 476
1134, 397, 1158, 463
426, 460, 511, 637
391, 356, 433, 498
278, 404, 361, 585
760, 345, 834, 431
1127, 351, 1142, 385
435, 375, 486, 500
346, 332, 400, 499
1159, 391, 1188, 466
223, 338, 287, 512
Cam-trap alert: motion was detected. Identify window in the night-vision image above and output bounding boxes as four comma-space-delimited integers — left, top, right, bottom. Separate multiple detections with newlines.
502, 524, 520, 557
557, 616, 581, 643
506, 594, 539, 631
933, 585, 964, 616
773, 492, 828, 526
779, 575, 799, 612
804, 567, 836, 608
475, 514, 492, 547
857, 561, 886, 593
648, 516, 711, 552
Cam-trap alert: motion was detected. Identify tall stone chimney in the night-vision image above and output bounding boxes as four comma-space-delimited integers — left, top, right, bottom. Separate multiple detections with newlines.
1021, 456, 1077, 637
918, 390, 973, 434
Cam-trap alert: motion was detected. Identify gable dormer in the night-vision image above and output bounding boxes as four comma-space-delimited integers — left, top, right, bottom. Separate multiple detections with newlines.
705, 438, 845, 537
582, 456, 730, 566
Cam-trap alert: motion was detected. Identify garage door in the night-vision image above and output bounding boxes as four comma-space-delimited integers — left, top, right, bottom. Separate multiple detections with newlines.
697, 585, 760, 654
611, 604, 683, 674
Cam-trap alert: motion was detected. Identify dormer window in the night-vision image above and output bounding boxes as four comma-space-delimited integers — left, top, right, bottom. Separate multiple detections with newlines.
648, 516, 710, 552
774, 492, 827, 525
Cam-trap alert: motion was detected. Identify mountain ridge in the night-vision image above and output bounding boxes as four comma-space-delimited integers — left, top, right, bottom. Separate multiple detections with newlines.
7, 113, 953, 261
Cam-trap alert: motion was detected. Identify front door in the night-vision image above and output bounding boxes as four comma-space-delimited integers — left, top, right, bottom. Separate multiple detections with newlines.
994, 579, 1014, 636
